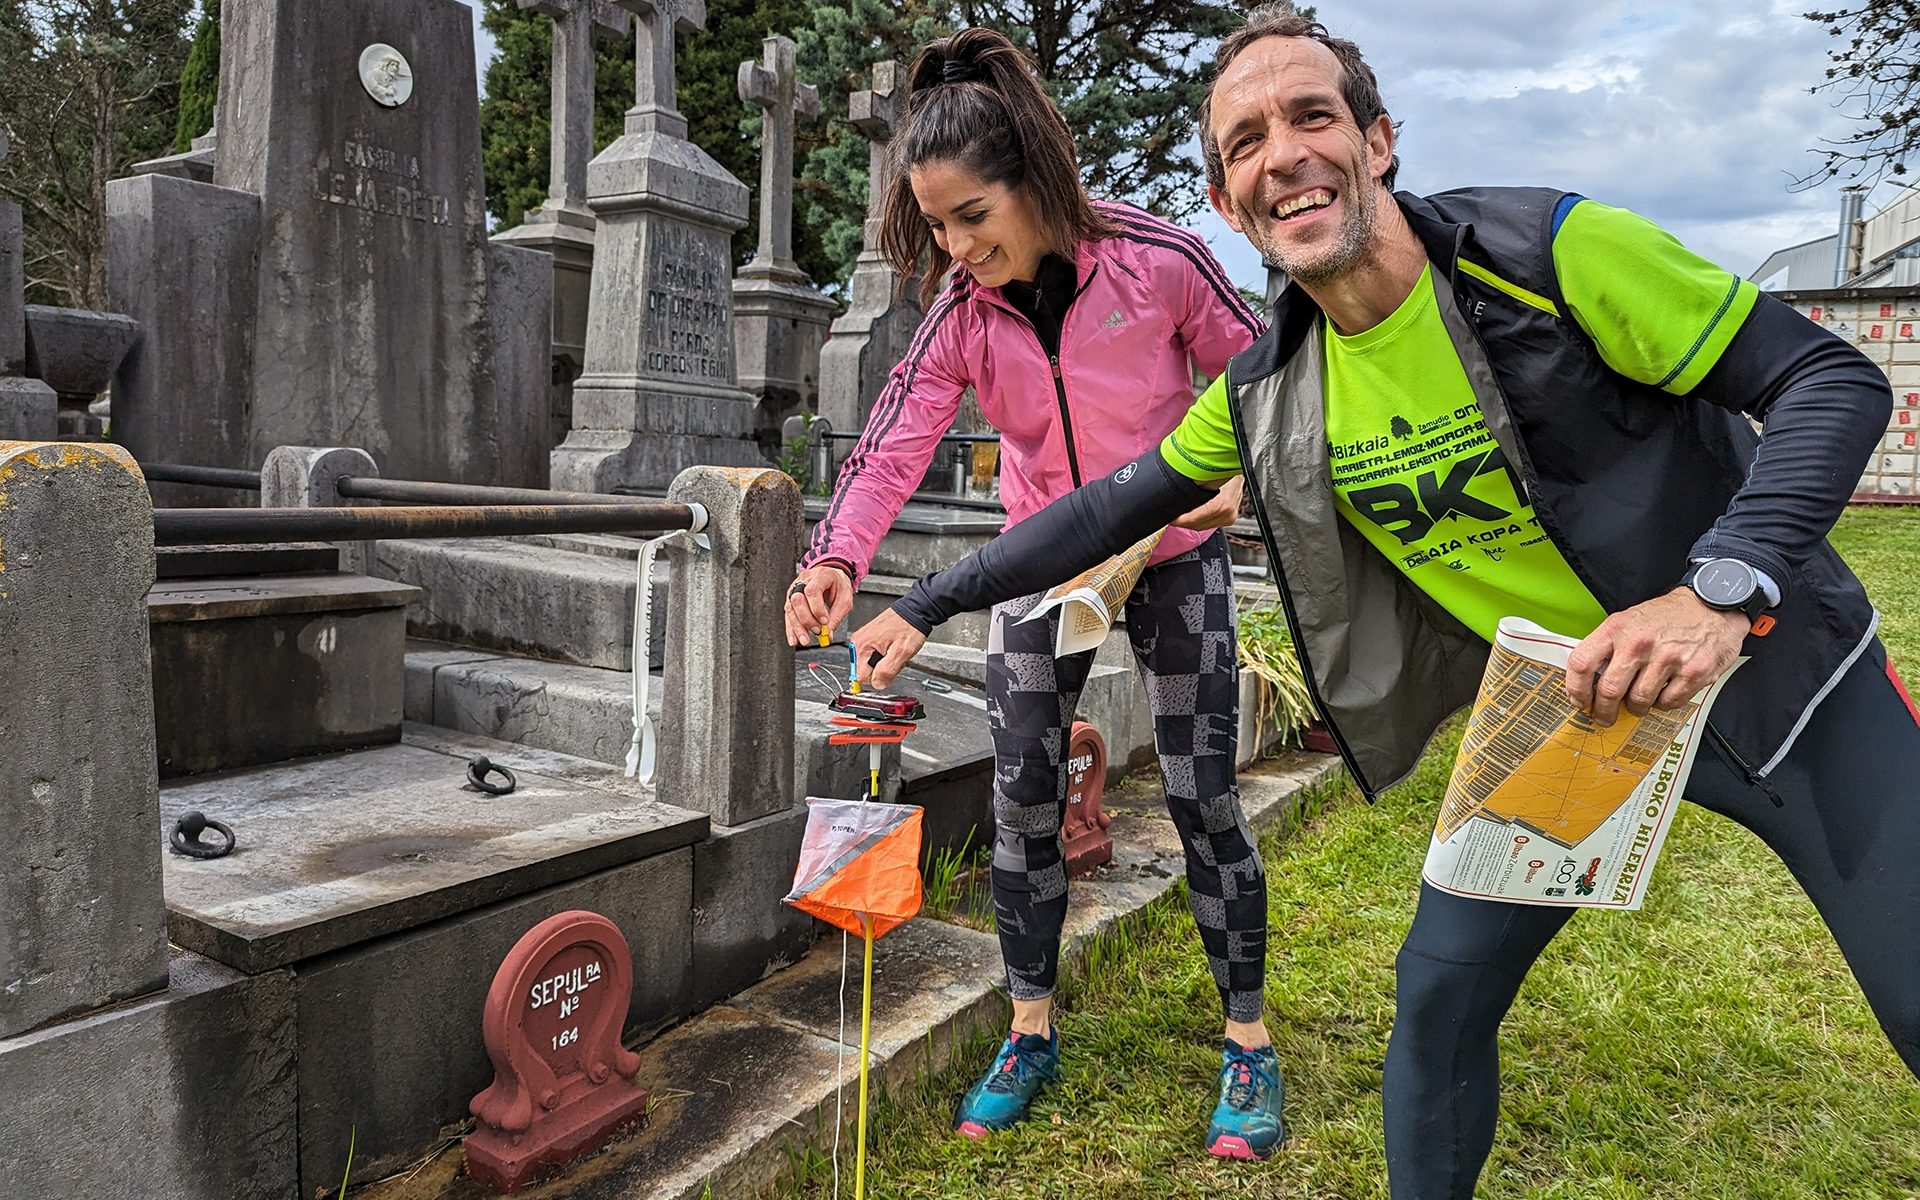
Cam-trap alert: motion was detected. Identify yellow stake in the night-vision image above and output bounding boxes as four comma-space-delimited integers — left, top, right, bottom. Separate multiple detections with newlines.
854, 914, 876, 1200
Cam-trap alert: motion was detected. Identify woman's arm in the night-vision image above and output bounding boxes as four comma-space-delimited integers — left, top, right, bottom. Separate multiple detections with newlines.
853, 448, 1216, 686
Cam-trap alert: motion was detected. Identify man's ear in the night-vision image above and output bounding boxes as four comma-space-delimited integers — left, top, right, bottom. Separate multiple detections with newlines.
1367, 114, 1395, 183
1208, 182, 1244, 234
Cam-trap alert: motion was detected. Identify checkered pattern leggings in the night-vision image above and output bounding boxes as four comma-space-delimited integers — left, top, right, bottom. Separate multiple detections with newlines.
985, 531, 1267, 1022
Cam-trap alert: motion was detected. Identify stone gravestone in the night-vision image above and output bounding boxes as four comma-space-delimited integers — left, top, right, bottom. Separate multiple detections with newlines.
493, 0, 632, 450
107, 0, 550, 488
817, 60, 921, 446
465, 910, 648, 1190
550, 0, 763, 495
0, 442, 168, 1039
0, 134, 57, 440
733, 35, 834, 447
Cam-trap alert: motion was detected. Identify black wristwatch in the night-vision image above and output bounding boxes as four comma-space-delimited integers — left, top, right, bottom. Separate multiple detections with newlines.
1681, 557, 1770, 621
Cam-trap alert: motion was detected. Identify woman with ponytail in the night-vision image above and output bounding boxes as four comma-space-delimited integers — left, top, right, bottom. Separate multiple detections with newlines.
781, 28, 1281, 1160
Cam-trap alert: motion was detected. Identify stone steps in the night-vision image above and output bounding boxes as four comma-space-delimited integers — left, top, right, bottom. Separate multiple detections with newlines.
402, 640, 1004, 862
348, 752, 1345, 1200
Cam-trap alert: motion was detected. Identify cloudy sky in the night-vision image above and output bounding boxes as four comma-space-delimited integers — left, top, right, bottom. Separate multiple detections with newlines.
456, 0, 1893, 291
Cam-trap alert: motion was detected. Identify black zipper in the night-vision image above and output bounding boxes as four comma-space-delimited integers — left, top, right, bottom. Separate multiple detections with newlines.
1048, 354, 1083, 486
1221, 366, 1378, 802
1705, 721, 1783, 807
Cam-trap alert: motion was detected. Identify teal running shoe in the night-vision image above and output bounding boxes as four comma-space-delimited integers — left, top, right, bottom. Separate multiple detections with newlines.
953, 1028, 1060, 1139
1205, 1038, 1285, 1160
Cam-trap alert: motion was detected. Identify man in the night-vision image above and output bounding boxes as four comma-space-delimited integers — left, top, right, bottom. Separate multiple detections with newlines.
850, 8, 1918, 1197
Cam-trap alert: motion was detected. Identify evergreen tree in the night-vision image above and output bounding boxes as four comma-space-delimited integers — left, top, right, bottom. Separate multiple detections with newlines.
794, 0, 950, 292
0, 0, 195, 307
479, 0, 829, 282
171, 0, 218, 152
963, 0, 1244, 222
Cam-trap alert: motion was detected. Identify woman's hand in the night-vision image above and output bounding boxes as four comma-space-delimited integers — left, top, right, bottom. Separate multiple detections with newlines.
1170, 475, 1244, 531
783, 563, 856, 647
851, 609, 928, 690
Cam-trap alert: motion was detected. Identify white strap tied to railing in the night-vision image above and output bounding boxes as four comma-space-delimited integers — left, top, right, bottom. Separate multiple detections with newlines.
627, 503, 710, 781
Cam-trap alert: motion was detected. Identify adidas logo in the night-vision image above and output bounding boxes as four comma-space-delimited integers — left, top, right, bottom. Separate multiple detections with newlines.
1101, 309, 1125, 329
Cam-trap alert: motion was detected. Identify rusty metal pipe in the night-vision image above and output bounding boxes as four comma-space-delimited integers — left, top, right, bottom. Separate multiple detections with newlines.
153, 503, 697, 546
138, 462, 265, 489
334, 476, 643, 507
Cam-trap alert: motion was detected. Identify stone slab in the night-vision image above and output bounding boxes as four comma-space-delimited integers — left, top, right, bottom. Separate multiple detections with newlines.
488, 239, 556, 487
155, 542, 341, 581
375, 536, 660, 670
105, 172, 260, 508
0, 375, 55, 440
1, 194, 23, 373
297, 848, 693, 1196
1, 441, 167, 1038
404, 639, 509, 723
148, 573, 419, 778
0, 950, 297, 1200
349, 754, 1346, 1200
690, 802, 816, 1011
352, 1005, 854, 1200
730, 916, 1005, 1097
159, 729, 708, 971
433, 652, 651, 767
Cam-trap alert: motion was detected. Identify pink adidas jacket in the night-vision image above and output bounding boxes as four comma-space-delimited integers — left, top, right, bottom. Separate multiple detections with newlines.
803, 201, 1264, 584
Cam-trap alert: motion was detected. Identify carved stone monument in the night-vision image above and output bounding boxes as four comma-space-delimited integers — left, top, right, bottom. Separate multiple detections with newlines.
107, 0, 551, 487
732, 35, 834, 443
493, 0, 632, 449
550, 0, 763, 495
0, 134, 57, 440
818, 60, 921, 442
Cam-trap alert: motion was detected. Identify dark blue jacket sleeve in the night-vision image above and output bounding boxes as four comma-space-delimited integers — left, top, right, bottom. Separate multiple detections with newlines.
1686, 292, 1893, 597
891, 449, 1215, 632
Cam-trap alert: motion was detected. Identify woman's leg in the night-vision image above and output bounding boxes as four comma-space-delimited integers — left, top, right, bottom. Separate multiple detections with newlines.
1124, 534, 1268, 1023
1126, 534, 1283, 1158
985, 589, 1097, 1023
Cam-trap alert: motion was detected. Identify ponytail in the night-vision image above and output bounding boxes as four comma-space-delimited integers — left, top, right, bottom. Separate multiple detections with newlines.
879, 28, 1114, 307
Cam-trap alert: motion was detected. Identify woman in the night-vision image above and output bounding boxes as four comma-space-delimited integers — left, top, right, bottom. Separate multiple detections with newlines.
780, 28, 1281, 1160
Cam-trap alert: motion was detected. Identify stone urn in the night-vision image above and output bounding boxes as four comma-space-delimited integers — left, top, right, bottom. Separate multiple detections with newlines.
23, 305, 142, 439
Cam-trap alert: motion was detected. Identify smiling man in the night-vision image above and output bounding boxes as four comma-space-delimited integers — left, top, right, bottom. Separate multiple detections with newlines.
849, 6, 1920, 1196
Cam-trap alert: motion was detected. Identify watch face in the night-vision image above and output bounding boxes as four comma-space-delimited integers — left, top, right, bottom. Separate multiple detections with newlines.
1694, 558, 1756, 607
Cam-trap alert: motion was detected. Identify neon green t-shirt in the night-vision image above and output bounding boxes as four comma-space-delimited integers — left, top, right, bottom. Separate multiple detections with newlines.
1160, 200, 1760, 642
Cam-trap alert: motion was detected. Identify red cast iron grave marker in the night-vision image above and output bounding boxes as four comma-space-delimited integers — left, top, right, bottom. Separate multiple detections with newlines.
465, 910, 647, 1192
1063, 721, 1114, 876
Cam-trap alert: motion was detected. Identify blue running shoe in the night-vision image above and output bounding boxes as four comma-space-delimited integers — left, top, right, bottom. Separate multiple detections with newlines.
1205, 1038, 1285, 1160
954, 1028, 1060, 1139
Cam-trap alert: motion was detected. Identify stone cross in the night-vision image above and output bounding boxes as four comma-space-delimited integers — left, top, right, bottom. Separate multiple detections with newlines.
849, 60, 903, 247
737, 36, 818, 273
521, 0, 630, 212
617, 0, 704, 140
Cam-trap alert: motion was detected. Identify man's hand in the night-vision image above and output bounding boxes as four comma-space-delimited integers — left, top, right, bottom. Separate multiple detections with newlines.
1170, 476, 1244, 531
851, 608, 927, 690
1563, 589, 1750, 725
783, 563, 855, 647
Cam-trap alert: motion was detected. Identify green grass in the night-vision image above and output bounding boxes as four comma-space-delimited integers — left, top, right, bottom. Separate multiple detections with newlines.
783, 507, 1920, 1199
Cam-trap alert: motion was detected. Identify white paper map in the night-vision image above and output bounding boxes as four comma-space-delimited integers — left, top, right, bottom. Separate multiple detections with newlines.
1422, 616, 1741, 910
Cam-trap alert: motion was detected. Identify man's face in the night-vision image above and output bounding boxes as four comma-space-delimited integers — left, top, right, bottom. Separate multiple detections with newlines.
1206, 37, 1394, 284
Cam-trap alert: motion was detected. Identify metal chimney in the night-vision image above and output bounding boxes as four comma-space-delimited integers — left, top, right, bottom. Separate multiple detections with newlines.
1835, 189, 1868, 286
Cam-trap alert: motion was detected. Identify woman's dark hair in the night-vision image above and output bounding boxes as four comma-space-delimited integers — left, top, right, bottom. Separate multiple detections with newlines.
879, 27, 1115, 307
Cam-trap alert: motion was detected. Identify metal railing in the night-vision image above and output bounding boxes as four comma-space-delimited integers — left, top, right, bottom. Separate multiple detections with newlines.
152, 502, 698, 547
140, 462, 263, 490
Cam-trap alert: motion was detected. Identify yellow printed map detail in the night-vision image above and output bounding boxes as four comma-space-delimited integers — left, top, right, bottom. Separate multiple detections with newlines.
1435, 643, 1692, 846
